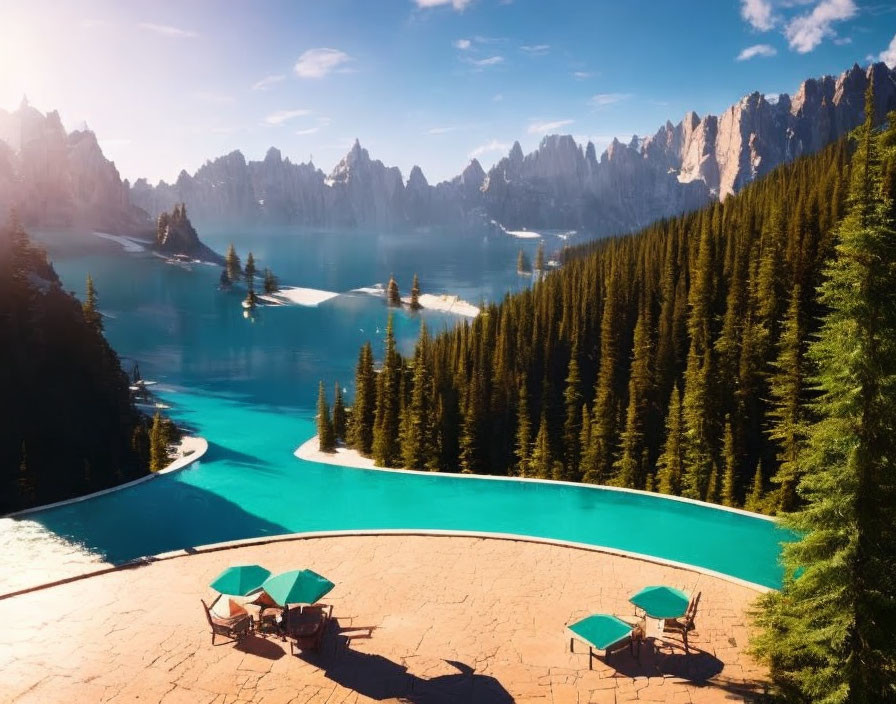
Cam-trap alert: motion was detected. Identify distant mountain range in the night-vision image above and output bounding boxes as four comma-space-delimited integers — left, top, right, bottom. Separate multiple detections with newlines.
2, 62, 895, 238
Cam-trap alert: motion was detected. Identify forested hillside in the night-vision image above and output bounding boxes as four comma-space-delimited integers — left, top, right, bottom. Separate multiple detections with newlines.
337, 105, 896, 516
0, 221, 161, 512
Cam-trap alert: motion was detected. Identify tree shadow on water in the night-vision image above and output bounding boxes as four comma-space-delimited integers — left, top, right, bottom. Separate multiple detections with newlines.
204, 441, 273, 471
297, 631, 513, 703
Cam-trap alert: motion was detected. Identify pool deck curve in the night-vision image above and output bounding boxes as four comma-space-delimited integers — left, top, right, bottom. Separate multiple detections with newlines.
0, 533, 769, 703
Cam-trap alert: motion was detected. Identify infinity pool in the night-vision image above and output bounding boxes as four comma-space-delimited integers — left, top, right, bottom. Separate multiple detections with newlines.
13, 228, 790, 590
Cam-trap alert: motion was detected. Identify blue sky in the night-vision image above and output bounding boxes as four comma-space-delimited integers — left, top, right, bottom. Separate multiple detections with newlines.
1, 0, 894, 184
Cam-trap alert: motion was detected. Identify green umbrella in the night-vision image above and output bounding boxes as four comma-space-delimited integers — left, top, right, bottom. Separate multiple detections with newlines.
209, 564, 271, 596
262, 569, 335, 607
567, 614, 633, 651
629, 585, 690, 619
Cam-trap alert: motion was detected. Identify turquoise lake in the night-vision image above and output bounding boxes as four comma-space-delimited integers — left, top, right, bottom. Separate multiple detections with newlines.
21, 227, 788, 589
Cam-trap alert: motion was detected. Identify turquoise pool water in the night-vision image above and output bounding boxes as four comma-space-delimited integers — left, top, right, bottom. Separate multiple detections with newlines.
20, 227, 789, 589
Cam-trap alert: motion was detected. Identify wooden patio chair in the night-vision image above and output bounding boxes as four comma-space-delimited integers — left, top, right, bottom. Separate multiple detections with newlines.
201, 598, 252, 645
285, 604, 333, 655
663, 591, 701, 653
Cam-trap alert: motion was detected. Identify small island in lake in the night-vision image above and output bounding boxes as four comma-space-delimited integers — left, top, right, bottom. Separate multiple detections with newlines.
155, 203, 223, 264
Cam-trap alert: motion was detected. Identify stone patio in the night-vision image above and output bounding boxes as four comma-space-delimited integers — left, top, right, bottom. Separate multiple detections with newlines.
0, 534, 769, 703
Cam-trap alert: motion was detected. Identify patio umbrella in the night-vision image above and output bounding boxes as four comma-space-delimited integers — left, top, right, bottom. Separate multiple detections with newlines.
209, 564, 271, 596
262, 569, 335, 607
567, 614, 633, 651
629, 585, 689, 619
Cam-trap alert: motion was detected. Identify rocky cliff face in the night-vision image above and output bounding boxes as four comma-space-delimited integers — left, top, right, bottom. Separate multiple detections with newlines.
0, 99, 151, 233
154, 203, 223, 263
128, 62, 896, 237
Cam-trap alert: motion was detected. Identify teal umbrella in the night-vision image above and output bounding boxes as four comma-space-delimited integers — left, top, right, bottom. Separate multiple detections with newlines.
262, 569, 335, 607
209, 564, 271, 596
567, 614, 633, 651
629, 585, 690, 619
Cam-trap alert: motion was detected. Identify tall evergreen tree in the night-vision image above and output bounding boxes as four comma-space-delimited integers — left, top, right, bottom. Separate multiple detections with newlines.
409, 274, 422, 310
530, 411, 552, 479
332, 383, 347, 442
721, 418, 738, 507
149, 412, 168, 472
767, 285, 807, 513
534, 241, 545, 271
348, 342, 376, 454
372, 316, 402, 466
225, 243, 241, 283
754, 94, 896, 702
82, 275, 103, 332
613, 305, 652, 489
561, 346, 583, 480
656, 384, 684, 495
402, 324, 436, 469
387, 275, 401, 307
517, 249, 531, 274
514, 375, 533, 477
263, 267, 279, 294
317, 381, 336, 452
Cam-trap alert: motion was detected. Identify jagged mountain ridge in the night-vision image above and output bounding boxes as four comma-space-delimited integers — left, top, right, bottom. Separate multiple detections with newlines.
0, 98, 151, 233
2, 62, 895, 237
130, 62, 896, 235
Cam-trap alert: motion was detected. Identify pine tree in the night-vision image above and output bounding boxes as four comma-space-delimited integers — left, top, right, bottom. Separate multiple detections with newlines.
244, 252, 258, 307
225, 243, 241, 283
263, 268, 279, 294
149, 412, 168, 472
402, 324, 436, 469
372, 316, 402, 466
317, 381, 336, 452
656, 384, 684, 495
530, 411, 552, 479
333, 383, 347, 442
613, 305, 652, 489
409, 274, 422, 310
744, 460, 764, 513
517, 249, 531, 274
754, 93, 896, 702
387, 275, 401, 307
82, 275, 103, 332
767, 285, 807, 513
721, 418, 738, 507
245, 252, 257, 289
585, 267, 620, 484
348, 342, 376, 454
561, 347, 583, 480
514, 375, 533, 477
534, 241, 545, 271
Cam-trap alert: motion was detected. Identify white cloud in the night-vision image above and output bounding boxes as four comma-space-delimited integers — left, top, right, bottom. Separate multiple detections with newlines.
737, 43, 778, 60
295, 127, 320, 136
294, 48, 352, 78
784, 0, 856, 53
521, 44, 550, 55
589, 93, 632, 107
252, 74, 286, 91
527, 119, 574, 134
740, 0, 776, 31
265, 109, 311, 125
879, 33, 896, 67
454, 38, 472, 50
415, 0, 474, 9
469, 139, 510, 158
469, 55, 504, 67
572, 71, 592, 80
138, 22, 198, 39
427, 126, 457, 135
